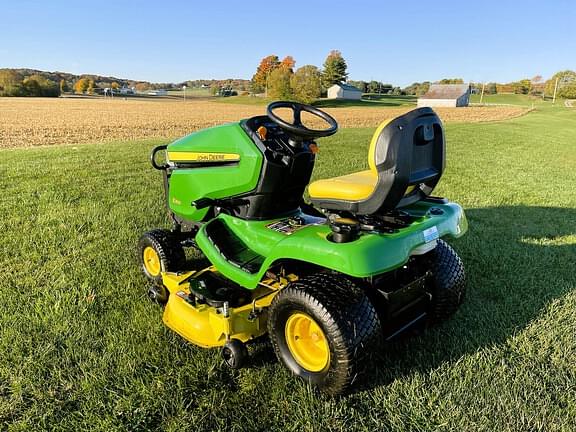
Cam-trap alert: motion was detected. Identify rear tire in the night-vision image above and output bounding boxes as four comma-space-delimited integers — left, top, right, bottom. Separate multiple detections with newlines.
138, 229, 186, 303
428, 240, 466, 325
268, 273, 382, 396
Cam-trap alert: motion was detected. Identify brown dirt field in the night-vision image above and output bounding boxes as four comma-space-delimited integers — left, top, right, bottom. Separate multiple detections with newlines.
0, 97, 530, 148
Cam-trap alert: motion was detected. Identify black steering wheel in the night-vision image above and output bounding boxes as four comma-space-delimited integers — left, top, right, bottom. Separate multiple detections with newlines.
266, 101, 338, 140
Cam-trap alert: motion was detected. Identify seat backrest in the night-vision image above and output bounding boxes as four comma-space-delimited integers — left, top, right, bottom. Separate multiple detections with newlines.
365, 107, 445, 213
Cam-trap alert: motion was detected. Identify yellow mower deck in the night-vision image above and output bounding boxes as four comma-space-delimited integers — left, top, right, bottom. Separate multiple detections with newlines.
160, 269, 297, 348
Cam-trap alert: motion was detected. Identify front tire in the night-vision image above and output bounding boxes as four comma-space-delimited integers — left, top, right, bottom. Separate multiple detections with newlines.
138, 229, 186, 303
268, 273, 382, 396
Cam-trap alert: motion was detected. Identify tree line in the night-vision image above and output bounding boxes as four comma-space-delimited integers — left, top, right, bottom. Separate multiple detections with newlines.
249, 50, 349, 103
0, 68, 255, 97
379, 73, 576, 98
467, 72, 575, 98
0, 70, 61, 97
0, 68, 185, 97
248, 53, 473, 100
2, 65, 575, 100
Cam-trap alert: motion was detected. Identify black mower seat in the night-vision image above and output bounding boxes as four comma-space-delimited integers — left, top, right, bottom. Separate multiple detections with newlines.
308, 107, 445, 214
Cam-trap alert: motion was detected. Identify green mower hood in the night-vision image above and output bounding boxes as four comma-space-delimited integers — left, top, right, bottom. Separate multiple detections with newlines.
166, 123, 263, 222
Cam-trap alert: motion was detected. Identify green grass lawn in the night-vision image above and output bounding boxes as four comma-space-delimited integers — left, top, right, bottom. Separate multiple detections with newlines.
469, 93, 558, 106
1, 105, 575, 431
167, 88, 211, 98
215, 95, 269, 105
313, 94, 416, 108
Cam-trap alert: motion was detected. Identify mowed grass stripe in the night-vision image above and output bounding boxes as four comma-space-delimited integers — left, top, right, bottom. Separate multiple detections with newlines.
1, 106, 575, 431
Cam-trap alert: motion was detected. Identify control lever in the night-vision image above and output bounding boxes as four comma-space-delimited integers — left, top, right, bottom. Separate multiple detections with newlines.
192, 197, 249, 210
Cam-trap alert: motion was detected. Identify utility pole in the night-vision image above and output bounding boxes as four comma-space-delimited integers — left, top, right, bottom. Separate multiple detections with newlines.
480, 82, 486, 104
552, 78, 559, 104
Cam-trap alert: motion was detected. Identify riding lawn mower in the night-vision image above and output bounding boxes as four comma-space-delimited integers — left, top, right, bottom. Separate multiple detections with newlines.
138, 102, 468, 395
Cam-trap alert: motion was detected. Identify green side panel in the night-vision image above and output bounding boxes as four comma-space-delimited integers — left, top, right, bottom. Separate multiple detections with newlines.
195, 201, 468, 289
167, 123, 262, 222
195, 231, 260, 289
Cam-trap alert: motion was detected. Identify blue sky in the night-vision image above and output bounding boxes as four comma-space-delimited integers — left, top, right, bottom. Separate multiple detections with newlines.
1, 0, 574, 86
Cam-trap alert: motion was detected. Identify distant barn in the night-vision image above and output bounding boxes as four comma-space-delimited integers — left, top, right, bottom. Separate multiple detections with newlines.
327, 83, 363, 100
417, 84, 470, 107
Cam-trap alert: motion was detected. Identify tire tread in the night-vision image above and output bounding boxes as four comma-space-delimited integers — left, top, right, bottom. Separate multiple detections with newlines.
428, 240, 466, 324
268, 273, 382, 395
138, 229, 186, 282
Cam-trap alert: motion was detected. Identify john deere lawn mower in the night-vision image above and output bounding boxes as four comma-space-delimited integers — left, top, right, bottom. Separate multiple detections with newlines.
138, 102, 468, 395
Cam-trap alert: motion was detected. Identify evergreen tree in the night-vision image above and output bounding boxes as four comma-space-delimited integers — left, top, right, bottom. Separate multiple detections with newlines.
321, 50, 348, 89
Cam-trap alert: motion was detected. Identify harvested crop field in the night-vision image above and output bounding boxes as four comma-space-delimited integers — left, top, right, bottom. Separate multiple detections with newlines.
0, 97, 530, 148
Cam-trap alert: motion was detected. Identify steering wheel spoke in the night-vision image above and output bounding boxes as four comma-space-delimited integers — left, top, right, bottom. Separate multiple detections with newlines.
293, 107, 303, 127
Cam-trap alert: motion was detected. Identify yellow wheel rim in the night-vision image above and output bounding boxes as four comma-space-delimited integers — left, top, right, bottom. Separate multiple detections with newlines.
285, 312, 330, 372
143, 246, 161, 276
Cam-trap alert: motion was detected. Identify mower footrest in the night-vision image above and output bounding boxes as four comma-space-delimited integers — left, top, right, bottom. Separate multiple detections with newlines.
204, 219, 264, 274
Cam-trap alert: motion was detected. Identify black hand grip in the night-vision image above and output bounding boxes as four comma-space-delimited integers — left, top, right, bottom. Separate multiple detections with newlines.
150, 145, 169, 170
192, 198, 215, 209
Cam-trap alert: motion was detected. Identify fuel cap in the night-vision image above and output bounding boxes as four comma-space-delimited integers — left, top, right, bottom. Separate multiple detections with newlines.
330, 218, 360, 243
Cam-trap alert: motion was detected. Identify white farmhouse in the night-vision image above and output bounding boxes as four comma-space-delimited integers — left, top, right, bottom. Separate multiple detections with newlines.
327, 83, 363, 100
119, 86, 135, 95
417, 84, 470, 107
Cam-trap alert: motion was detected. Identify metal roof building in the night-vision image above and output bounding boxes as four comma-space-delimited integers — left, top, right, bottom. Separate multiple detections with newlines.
417, 84, 470, 107
327, 83, 363, 100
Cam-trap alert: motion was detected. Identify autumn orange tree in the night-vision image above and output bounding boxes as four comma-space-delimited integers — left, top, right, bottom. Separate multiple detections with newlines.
279, 56, 295, 72
74, 78, 90, 94
251, 55, 296, 94
251, 55, 280, 93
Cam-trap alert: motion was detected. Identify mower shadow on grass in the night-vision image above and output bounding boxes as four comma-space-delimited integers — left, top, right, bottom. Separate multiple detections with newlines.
353, 205, 576, 394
